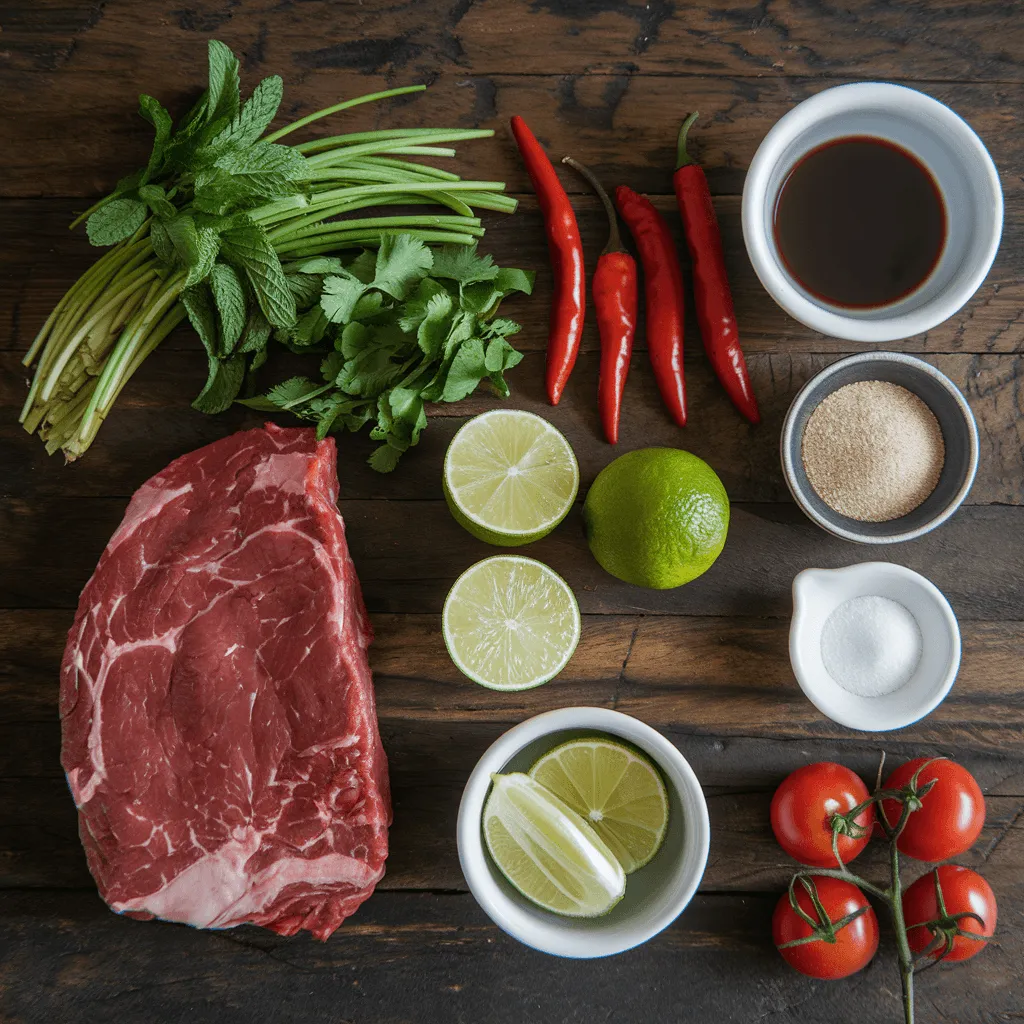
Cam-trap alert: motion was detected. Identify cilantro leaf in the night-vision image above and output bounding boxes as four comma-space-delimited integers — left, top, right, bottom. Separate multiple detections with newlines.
372, 234, 433, 299
321, 272, 367, 325
441, 337, 487, 402
86, 197, 148, 246
368, 443, 402, 473
416, 290, 453, 358
431, 243, 498, 285
494, 267, 536, 296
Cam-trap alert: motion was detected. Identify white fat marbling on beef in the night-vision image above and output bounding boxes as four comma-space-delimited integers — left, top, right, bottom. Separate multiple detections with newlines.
60, 424, 390, 940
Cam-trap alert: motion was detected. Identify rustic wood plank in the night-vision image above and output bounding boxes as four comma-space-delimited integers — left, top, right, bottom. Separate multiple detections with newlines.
5, 346, 1024, 504
2, 69, 1021, 199
4, 0, 1024, 85
0, 888, 1020, 1024
3, 498, 1024, 619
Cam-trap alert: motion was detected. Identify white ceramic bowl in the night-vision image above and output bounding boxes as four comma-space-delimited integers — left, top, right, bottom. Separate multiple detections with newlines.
457, 707, 710, 958
790, 563, 961, 731
742, 82, 1003, 343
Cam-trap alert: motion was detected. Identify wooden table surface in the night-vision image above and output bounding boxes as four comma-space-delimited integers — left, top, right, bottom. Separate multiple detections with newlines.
2, 2, 1023, 1021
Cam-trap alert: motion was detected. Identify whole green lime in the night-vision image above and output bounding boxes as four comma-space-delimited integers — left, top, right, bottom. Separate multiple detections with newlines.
583, 448, 730, 589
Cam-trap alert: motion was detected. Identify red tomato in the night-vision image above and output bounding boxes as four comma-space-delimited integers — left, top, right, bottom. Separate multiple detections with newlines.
773, 876, 879, 980
880, 758, 985, 861
771, 762, 874, 867
903, 865, 997, 962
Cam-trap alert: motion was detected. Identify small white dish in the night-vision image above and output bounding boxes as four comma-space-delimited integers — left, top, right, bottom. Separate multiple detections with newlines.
742, 82, 1003, 343
457, 707, 710, 958
790, 563, 961, 731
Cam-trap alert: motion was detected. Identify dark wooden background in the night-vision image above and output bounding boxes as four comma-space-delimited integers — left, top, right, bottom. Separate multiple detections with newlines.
2, 2, 1022, 1021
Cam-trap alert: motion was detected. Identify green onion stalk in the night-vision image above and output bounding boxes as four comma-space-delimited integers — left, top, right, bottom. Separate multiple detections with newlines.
21, 83, 517, 459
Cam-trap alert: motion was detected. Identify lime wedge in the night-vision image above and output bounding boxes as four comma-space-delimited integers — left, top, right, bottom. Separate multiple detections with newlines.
443, 555, 580, 690
483, 772, 626, 917
529, 737, 669, 873
444, 409, 579, 546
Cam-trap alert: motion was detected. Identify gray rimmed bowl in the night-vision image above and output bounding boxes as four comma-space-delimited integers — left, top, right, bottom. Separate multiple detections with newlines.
781, 352, 979, 544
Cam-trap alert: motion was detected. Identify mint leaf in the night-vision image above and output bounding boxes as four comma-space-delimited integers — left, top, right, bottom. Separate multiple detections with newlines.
286, 306, 328, 348
193, 352, 245, 414
239, 306, 272, 353
321, 272, 366, 324
150, 218, 175, 265
432, 243, 498, 285
494, 267, 535, 296
192, 170, 260, 216
86, 197, 147, 246
441, 337, 487, 402
286, 272, 324, 307
206, 40, 240, 124
215, 142, 309, 198
220, 221, 296, 327
181, 283, 218, 357
210, 74, 283, 153
138, 184, 177, 220
210, 263, 246, 354
372, 234, 433, 299
138, 94, 173, 184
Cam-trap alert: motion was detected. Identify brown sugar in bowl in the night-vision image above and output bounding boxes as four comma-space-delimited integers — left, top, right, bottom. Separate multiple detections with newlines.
781, 352, 978, 544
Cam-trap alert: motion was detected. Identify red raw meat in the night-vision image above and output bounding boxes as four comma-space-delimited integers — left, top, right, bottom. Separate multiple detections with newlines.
59, 423, 390, 939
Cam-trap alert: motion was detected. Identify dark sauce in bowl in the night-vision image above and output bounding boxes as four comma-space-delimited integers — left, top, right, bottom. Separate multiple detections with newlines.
773, 136, 947, 309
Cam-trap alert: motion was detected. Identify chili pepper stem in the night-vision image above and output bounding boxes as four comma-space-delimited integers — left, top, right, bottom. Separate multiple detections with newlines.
561, 156, 624, 254
676, 111, 701, 170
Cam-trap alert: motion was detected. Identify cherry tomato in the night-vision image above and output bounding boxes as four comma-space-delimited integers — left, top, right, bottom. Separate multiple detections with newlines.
903, 865, 997, 962
771, 762, 874, 867
773, 876, 879, 980
880, 758, 985, 861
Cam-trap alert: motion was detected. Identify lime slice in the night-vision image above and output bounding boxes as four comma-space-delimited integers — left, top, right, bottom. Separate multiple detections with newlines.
483, 772, 626, 917
444, 409, 579, 546
443, 555, 580, 690
529, 737, 669, 873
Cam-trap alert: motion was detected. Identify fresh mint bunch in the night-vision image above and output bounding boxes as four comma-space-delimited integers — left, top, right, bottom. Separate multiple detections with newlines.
243, 238, 534, 471
22, 39, 518, 461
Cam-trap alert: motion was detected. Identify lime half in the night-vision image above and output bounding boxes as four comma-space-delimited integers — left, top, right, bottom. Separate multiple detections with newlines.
444, 409, 579, 547
529, 737, 669, 872
483, 772, 626, 917
443, 555, 580, 690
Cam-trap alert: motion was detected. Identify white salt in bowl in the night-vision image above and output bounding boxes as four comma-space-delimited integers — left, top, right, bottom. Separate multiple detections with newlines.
781, 352, 979, 544
790, 562, 961, 731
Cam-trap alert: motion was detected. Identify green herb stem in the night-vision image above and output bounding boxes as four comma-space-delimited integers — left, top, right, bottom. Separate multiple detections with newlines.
262, 85, 427, 144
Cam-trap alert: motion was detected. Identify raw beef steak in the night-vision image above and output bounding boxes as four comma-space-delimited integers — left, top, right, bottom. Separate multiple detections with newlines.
60, 423, 390, 939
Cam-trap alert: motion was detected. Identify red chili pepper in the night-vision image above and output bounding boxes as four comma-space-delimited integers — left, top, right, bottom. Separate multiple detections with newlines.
509, 116, 585, 405
562, 158, 637, 445
674, 112, 760, 425
614, 185, 687, 428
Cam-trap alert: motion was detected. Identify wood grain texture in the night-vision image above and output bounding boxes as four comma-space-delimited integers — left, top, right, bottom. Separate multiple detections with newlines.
4, 0, 1024, 84
4, 498, 1024, 620
1, 888, 1021, 1024
3, 1, 1024, 1020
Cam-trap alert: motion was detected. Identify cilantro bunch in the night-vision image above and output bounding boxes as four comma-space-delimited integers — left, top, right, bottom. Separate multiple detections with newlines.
21, 40, 518, 461
244, 237, 533, 471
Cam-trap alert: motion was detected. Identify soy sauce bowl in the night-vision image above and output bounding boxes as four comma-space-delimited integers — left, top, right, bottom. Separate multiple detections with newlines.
457, 707, 710, 959
781, 352, 979, 544
742, 82, 1003, 343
